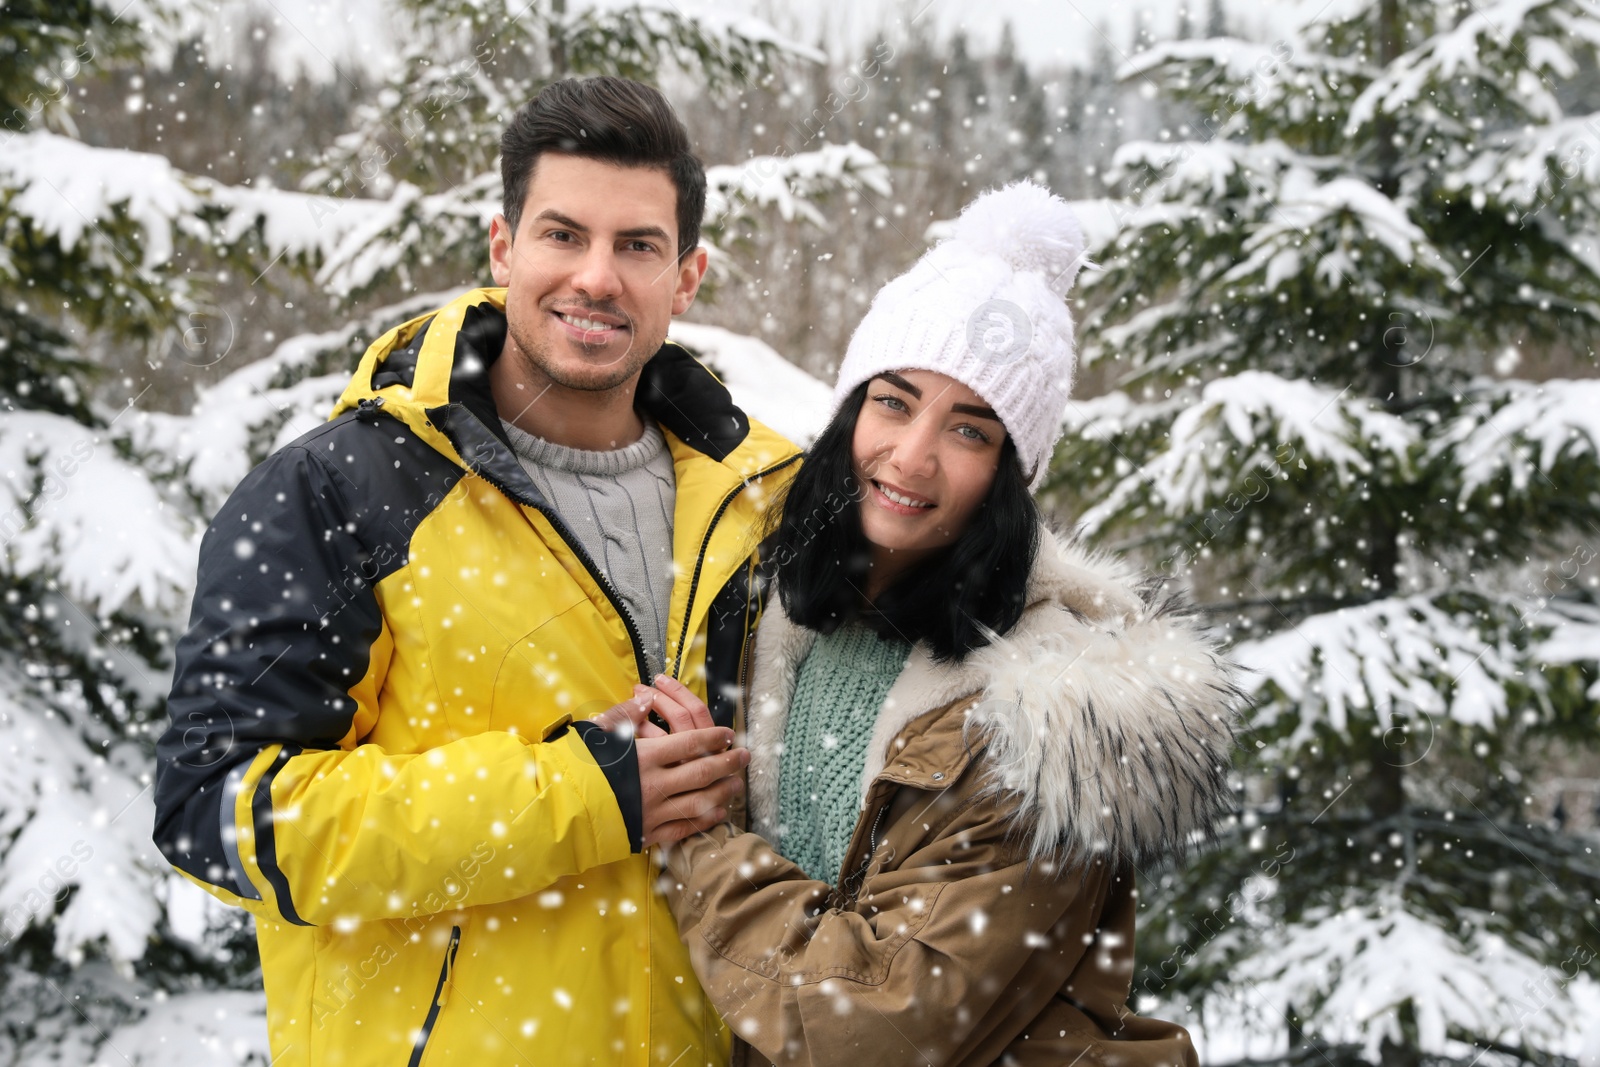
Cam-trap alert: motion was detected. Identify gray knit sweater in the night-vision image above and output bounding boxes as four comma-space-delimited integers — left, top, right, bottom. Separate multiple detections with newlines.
500, 417, 677, 680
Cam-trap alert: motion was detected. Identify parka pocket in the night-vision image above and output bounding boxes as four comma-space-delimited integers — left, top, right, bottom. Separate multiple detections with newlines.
305, 915, 467, 1064
407, 924, 462, 1067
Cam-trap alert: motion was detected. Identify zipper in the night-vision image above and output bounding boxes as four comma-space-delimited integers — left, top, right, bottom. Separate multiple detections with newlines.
737, 565, 758, 710
407, 925, 462, 1067
733, 555, 764, 722
520, 498, 652, 683
554, 523, 650, 683
669, 453, 802, 679
838, 802, 891, 905
355, 396, 387, 421
865, 804, 889, 865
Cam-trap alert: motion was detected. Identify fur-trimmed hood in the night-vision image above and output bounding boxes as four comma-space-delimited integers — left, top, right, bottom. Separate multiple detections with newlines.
744, 527, 1248, 866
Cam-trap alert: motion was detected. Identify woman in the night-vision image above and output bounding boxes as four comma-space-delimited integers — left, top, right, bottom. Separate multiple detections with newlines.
640, 181, 1245, 1066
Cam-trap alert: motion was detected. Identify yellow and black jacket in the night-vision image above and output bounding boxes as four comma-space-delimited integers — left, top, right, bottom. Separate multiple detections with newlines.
152, 288, 802, 1066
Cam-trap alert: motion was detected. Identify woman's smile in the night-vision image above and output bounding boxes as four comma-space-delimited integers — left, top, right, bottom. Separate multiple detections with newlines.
867, 478, 936, 514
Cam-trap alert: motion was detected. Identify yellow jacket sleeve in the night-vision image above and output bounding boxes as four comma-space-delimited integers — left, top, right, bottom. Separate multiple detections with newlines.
210, 729, 629, 925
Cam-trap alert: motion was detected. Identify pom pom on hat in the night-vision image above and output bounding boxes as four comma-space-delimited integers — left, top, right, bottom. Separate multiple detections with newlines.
949, 179, 1093, 298
832, 179, 1094, 490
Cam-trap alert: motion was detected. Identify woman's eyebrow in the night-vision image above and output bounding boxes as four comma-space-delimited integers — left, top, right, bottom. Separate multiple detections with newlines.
951, 402, 1001, 421
876, 371, 921, 398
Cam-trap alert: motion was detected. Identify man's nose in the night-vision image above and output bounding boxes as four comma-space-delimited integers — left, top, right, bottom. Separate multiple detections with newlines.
569, 245, 624, 301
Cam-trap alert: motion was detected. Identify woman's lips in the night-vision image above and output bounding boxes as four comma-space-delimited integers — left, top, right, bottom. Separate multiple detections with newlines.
867, 479, 936, 516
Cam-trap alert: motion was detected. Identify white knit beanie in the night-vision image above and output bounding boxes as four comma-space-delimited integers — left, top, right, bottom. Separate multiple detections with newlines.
832, 180, 1094, 489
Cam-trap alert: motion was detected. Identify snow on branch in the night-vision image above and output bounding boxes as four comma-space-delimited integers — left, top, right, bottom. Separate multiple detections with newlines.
1226, 168, 1437, 288
1107, 138, 1303, 204
0, 131, 203, 270
1107, 138, 1450, 292
1348, 0, 1591, 129
1427, 377, 1600, 499
1193, 896, 1590, 1063
1071, 371, 1416, 535
1115, 35, 1364, 121
0, 683, 161, 965
310, 173, 500, 297
99, 989, 268, 1065
1449, 110, 1600, 217
1535, 599, 1600, 699
1117, 36, 1300, 83
1233, 592, 1526, 737
704, 143, 891, 229
0, 131, 391, 274
206, 179, 393, 267
0, 410, 194, 617
560, 0, 826, 70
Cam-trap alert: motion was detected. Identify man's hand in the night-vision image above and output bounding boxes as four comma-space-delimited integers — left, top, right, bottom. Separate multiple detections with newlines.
592, 677, 747, 847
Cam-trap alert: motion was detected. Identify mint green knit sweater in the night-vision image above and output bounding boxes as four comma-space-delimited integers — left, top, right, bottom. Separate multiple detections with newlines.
773, 622, 911, 883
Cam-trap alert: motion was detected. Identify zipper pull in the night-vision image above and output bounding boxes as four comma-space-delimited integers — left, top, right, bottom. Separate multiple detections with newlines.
436, 926, 461, 1008
355, 396, 386, 422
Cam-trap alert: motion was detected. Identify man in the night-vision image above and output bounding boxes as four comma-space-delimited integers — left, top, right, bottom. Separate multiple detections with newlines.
153, 76, 801, 1066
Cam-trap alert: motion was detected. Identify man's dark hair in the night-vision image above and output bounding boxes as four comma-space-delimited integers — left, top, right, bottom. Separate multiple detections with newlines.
764, 381, 1042, 663
500, 76, 707, 261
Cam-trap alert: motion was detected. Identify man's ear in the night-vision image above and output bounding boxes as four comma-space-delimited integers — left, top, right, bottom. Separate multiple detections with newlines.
670, 246, 710, 316
489, 214, 514, 287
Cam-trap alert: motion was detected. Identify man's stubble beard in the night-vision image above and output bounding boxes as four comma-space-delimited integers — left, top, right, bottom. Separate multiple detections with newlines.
505, 304, 665, 394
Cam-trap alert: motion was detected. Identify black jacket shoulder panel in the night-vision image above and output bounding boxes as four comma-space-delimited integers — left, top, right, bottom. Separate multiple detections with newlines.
287, 407, 468, 594
152, 409, 465, 896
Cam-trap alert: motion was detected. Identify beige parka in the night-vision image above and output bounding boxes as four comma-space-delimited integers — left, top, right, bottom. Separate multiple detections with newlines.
659, 528, 1247, 1066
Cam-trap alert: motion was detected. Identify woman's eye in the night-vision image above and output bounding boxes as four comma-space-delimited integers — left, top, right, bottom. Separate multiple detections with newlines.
957, 425, 991, 443
872, 394, 909, 413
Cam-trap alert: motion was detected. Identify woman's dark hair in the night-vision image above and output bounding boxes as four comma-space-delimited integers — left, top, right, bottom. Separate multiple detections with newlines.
766, 381, 1041, 663
500, 76, 706, 260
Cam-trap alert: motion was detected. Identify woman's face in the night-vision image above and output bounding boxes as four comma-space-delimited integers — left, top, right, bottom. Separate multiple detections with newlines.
850, 369, 1007, 565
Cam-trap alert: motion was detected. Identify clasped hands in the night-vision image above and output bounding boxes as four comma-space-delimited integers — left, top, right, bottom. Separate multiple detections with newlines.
592, 675, 747, 848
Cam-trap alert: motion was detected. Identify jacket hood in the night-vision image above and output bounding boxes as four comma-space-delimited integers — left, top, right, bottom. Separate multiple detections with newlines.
746, 527, 1248, 867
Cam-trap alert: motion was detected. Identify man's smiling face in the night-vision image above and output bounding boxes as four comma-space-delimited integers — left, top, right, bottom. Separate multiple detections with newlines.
488, 151, 705, 394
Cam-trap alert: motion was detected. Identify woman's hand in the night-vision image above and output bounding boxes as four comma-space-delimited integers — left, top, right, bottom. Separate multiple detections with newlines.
589, 674, 716, 736
639, 674, 717, 732
590, 676, 745, 847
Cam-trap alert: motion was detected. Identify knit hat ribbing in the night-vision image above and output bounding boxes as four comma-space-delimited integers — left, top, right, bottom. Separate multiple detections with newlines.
831, 180, 1094, 489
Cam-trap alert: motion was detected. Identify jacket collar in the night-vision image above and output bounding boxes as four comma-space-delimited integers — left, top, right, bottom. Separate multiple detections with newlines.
745, 526, 1247, 867
332, 287, 796, 504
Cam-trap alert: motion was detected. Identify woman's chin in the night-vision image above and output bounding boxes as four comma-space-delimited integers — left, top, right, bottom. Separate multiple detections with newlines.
860, 521, 942, 560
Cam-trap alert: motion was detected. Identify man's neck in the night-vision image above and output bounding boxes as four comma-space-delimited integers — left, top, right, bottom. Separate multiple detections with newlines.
490, 350, 647, 452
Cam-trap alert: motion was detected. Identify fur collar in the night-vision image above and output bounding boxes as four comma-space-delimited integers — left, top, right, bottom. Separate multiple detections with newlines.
744, 527, 1247, 866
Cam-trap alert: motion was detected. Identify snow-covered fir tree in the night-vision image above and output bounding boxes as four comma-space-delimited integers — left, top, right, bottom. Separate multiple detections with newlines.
1057, 0, 1600, 1062
0, 2, 380, 1060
